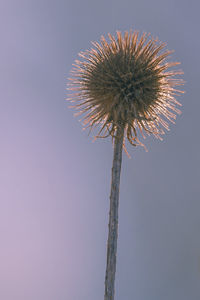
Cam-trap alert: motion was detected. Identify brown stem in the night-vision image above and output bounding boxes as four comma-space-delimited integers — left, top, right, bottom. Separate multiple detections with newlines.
104, 126, 124, 300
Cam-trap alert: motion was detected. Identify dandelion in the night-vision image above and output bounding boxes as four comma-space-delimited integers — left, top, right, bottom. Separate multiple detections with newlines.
67, 30, 184, 300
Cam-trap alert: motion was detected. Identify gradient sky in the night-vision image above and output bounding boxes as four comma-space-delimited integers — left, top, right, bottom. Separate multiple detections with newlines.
1, 0, 200, 299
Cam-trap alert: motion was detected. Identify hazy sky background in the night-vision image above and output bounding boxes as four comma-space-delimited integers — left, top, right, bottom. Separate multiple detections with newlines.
1, 0, 200, 299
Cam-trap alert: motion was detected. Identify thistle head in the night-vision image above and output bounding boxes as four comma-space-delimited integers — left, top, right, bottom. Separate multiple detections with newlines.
67, 30, 184, 149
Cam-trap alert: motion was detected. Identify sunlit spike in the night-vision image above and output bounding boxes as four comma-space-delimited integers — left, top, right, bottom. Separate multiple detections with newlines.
67, 30, 184, 150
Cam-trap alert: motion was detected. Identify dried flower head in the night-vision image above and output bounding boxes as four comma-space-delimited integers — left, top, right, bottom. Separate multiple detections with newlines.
68, 30, 184, 149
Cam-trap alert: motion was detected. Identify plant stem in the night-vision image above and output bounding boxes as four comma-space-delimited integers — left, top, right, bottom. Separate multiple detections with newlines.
104, 126, 124, 300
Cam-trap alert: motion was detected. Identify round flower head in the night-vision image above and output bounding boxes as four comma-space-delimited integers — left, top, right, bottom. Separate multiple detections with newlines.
68, 30, 184, 149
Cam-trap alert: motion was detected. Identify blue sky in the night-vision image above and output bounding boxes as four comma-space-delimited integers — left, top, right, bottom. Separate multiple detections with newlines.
0, 1, 200, 299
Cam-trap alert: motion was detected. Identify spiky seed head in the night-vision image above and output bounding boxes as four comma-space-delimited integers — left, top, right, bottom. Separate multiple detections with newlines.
67, 30, 184, 149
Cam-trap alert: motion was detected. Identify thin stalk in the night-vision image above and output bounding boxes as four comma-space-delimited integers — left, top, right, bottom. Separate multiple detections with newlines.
104, 126, 124, 300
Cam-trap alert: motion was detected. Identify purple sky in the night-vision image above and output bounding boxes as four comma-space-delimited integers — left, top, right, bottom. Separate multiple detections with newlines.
1, 0, 200, 299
